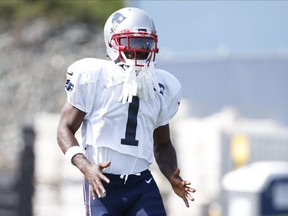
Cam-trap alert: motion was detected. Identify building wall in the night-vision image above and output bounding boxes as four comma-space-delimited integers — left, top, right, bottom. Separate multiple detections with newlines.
157, 53, 288, 126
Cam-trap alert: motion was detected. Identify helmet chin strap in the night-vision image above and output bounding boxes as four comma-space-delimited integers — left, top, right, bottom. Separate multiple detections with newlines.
119, 50, 153, 68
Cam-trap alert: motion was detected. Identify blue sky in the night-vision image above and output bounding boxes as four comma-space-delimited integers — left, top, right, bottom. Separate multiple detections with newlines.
126, 1, 288, 54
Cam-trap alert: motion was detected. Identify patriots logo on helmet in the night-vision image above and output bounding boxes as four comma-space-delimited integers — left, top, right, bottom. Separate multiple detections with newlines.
110, 12, 126, 33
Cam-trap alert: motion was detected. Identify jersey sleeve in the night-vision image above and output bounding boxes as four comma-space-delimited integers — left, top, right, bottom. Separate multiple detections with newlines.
156, 70, 182, 127
65, 59, 94, 113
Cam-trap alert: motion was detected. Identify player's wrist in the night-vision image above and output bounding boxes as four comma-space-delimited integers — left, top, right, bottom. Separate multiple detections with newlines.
72, 153, 91, 174
65, 146, 85, 164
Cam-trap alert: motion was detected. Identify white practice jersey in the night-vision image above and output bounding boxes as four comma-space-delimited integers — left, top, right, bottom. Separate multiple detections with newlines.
65, 58, 181, 169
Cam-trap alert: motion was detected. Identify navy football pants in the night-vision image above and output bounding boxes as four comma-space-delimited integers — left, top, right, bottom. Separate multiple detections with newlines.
84, 170, 166, 216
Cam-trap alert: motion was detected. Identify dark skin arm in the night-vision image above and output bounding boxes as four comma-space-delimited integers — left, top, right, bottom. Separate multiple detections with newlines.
57, 102, 110, 200
154, 124, 196, 207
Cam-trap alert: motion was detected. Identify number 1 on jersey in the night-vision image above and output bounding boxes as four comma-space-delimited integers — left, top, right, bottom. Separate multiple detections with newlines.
121, 96, 139, 146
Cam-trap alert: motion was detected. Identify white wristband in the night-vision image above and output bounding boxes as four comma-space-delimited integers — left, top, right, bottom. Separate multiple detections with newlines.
65, 146, 85, 164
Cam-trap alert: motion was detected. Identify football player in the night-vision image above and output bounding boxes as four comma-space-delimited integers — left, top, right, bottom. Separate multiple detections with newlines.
57, 7, 196, 216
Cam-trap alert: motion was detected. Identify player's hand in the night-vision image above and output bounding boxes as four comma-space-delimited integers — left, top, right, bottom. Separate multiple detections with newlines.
83, 161, 111, 200
169, 168, 196, 207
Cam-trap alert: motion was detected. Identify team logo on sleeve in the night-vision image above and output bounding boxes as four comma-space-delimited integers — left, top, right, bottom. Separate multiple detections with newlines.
65, 79, 74, 91
156, 83, 164, 95
110, 13, 126, 33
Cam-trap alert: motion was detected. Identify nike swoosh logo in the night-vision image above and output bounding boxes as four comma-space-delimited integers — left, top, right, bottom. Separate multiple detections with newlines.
67, 71, 73, 76
145, 178, 152, 184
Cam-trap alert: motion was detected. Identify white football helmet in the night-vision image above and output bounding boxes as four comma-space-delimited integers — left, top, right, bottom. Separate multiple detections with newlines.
104, 7, 158, 67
